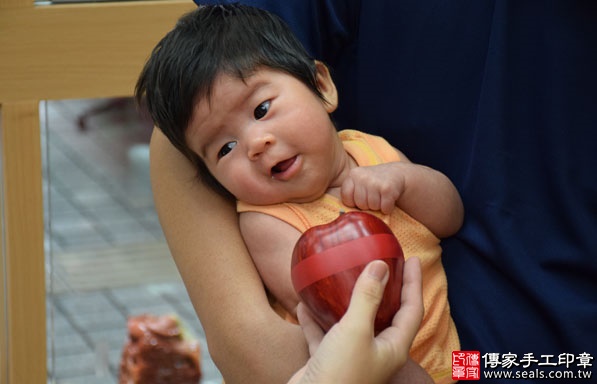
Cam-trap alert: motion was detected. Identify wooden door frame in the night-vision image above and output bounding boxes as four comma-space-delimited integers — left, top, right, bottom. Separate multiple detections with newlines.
0, 1, 194, 382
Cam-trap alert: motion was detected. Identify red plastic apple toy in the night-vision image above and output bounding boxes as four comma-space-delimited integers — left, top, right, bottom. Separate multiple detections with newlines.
291, 211, 405, 334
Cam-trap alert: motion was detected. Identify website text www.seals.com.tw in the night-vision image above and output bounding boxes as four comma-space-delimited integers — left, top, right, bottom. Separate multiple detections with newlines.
452, 351, 594, 381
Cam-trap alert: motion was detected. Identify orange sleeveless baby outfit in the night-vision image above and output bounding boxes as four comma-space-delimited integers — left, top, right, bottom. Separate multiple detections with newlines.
238, 130, 459, 383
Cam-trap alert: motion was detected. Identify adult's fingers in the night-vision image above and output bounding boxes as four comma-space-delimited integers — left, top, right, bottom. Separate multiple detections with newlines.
377, 257, 424, 351
296, 302, 325, 356
342, 260, 390, 333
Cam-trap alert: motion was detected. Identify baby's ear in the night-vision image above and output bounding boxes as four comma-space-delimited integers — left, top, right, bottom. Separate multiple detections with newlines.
315, 61, 338, 113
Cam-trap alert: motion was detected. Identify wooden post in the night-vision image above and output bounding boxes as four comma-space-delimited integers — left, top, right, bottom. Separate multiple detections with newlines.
0, 101, 45, 384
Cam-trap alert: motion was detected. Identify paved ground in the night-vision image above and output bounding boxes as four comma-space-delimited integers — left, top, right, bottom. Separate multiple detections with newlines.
43, 98, 223, 383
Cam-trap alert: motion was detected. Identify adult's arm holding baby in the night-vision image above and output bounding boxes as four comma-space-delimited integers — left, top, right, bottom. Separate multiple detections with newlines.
150, 129, 309, 383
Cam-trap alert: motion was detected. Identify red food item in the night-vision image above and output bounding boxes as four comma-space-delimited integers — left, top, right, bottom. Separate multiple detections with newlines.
119, 314, 201, 384
291, 211, 405, 334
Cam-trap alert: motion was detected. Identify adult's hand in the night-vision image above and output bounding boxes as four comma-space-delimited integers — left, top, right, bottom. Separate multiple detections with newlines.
289, 257, 424, 384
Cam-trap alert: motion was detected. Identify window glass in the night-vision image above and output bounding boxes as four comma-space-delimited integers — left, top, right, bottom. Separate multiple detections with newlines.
42, 98, 222, 383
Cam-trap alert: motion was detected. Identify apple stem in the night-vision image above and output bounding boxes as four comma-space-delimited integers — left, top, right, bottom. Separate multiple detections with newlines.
339, 210, 345, 216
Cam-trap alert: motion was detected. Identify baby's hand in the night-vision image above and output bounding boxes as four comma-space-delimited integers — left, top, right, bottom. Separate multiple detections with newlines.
341, 163, 405, 215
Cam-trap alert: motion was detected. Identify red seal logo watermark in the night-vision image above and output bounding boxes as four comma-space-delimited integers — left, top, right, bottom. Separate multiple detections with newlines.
453, 351, 481, 380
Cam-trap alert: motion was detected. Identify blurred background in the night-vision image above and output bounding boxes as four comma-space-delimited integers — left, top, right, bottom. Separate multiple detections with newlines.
42, 98, 223, 383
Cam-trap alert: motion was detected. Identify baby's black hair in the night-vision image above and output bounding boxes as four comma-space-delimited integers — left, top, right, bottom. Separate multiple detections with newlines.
135, 4, 323, 196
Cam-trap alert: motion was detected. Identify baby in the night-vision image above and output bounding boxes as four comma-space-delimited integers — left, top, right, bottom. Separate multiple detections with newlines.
136, 4, 463, 383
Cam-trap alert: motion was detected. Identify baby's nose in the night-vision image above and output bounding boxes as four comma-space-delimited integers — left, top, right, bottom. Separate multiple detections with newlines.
247, 132, 276, 160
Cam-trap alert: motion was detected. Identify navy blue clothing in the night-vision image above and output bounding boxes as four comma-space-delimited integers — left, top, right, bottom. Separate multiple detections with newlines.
197, 0, 597, 380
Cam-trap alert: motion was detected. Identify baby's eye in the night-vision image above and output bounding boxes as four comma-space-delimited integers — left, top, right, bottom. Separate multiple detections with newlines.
217, 141, 237, 159
254, 100, 271, 120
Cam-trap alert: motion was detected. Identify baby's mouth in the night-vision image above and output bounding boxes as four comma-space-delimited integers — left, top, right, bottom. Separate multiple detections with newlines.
271, 156, 297, 176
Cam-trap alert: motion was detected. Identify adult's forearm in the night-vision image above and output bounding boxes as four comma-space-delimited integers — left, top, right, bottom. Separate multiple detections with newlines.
149, 129, 309, 382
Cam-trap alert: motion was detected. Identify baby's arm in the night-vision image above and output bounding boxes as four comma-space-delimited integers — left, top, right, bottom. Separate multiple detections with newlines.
239, 211, 304, 316
341, 149, 463, 238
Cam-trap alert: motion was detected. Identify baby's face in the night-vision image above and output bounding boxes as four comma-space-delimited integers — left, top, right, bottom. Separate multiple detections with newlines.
185, 67, 346, 205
